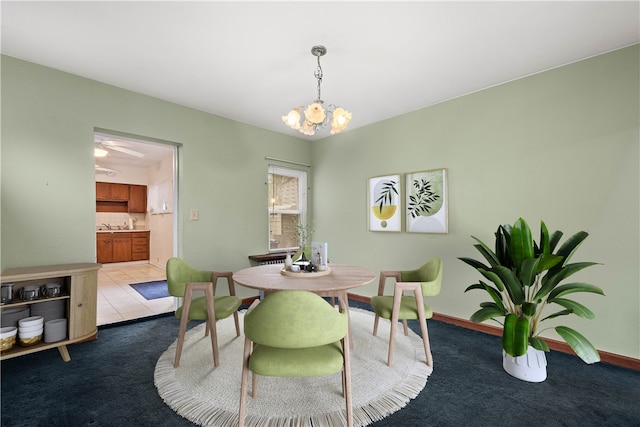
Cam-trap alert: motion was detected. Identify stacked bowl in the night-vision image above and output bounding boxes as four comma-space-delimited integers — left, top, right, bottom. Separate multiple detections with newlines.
18, 316, 44, 346
0, 326, 17, 351
1, 306, 30, 328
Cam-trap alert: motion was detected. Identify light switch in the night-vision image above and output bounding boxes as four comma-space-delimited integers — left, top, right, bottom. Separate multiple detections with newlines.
190, 209, 199, 220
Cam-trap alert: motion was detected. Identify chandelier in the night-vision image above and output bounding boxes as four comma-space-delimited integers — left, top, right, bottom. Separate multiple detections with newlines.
282, 45, 352, 136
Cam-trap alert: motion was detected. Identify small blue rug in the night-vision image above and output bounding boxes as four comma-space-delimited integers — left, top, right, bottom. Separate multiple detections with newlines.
129, 280, 170, 300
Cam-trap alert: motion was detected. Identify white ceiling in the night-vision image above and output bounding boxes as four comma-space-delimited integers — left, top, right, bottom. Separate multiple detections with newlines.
2, 1, 639, 152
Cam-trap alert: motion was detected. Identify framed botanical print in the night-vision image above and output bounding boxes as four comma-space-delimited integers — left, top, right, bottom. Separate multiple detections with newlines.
368, 174, 401, 232
406, 168, 448, 233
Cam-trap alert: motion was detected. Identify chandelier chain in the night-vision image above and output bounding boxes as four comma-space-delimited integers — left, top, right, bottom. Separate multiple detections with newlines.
315, 55, 323, 103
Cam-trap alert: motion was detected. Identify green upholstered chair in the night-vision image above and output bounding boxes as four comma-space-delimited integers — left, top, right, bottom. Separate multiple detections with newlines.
238, 290, 353, 427
371, 257, 442, 367
166, 257, 241, 368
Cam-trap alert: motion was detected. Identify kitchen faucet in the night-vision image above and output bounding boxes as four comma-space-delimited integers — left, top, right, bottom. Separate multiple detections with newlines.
102, 223, 111, 230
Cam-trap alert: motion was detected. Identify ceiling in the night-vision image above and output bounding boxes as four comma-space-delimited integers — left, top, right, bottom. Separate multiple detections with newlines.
2, 1, 639, 150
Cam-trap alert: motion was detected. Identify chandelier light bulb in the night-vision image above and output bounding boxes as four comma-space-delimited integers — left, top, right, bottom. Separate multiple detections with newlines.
304, 103, 326, 124
282, 109, 301, 129
330, 107, 352, 134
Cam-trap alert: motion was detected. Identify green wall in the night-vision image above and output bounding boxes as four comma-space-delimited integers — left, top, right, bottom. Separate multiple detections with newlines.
2, 45, 638, 358
312, 45, 639, 359
0, 55, 311, 273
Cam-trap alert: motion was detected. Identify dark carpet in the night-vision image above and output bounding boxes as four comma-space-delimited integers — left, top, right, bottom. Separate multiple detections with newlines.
129, 280, 170, 300
1, 301, 638, 427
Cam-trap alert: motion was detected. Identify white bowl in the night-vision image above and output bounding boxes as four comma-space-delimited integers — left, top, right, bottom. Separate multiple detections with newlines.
18, 316, 43, 328
44, 318, 67, 343
18, 328, 43, 339
0, 326, 17, 339
18, 325, 44, 334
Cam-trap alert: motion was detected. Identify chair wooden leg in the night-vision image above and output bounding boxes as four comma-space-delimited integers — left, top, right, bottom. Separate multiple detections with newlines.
336, 292, 354, 349
422, 320, 433, 368
233, 311, 240, 337
342, 336, 353, 427
203, 285, 219, 367
174, 287, 193, 368
251, 371, 258, 398
402, 319, 409, 335
387, 292, 403, 366
414, 290, 433, 368
238, 338, 252, 427
373, 314, 380, 336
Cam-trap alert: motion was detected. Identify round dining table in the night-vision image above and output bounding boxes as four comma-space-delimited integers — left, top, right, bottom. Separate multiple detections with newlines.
233, 263, 376, 347
233, 263, 376, 295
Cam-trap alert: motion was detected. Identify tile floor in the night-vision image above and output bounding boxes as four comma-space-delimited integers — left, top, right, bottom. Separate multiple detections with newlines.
97, 262, 174, 326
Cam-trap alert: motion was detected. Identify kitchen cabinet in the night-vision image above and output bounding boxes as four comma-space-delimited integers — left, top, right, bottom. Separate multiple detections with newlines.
113, 233, 132, 262
96, 231, 149, 263
96, 182, 147, 213
128, 185, 147, 213
0, 263, 100, 362
96, 233, 114, 264
131, 232, 150, 261
96, 182, 129, 201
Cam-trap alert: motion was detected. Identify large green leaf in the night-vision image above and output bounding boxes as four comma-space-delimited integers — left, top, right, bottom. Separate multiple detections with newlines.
464, 282, 485, 292
540, 309, 573, 322
547, 231, 588, 277
471, 237, 501, 267
548, 230, 563, 253
537, 254, 563, 273
478, 268, 506, 292
548, 283, 605, 299
519, 258, 539, 287
493, 266, 524, 304
555, 326, 600, 364
539, 221, 550, 256
502, 313, 529, 356
549, 297, 595, 319
470, 306, 505, 324
529, 336, 550, 352
522, 301, 537, 316
495, 225, 512, 268
459, 256, 489, 271
481, 281, 506, 312
537, 262, 599, 299
510, 218, 534, 270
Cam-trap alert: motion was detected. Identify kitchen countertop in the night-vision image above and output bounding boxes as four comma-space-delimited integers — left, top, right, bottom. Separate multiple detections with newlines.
96, 229, 149, 233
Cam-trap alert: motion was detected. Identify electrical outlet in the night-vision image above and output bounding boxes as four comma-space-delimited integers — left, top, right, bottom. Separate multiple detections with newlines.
190, 209, 199, 220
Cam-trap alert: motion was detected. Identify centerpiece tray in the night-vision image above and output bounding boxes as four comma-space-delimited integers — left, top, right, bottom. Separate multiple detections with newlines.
280, 267, 331, 278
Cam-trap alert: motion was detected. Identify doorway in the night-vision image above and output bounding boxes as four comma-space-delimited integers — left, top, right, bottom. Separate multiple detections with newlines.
94, 129, 178, 324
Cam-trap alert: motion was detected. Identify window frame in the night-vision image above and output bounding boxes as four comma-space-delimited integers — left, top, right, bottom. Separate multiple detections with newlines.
267, 165, 308, 253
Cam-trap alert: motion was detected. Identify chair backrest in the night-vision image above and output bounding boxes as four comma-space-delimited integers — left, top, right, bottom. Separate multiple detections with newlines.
244, 290, 348, 349
401, 257, 443, 297
165, 257, 212, 297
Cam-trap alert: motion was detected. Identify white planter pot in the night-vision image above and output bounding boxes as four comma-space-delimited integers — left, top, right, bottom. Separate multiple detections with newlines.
502, 346, 547, 383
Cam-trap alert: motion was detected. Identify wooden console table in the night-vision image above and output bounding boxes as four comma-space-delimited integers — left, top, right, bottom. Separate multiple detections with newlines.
1, 263, 101, 362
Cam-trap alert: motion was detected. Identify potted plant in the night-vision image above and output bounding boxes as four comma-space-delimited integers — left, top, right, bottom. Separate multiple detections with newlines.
293, 221, 314, 264
459, 218, 604, 382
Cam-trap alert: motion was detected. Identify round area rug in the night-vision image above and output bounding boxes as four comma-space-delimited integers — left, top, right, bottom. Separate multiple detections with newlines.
154, 308, 432, 427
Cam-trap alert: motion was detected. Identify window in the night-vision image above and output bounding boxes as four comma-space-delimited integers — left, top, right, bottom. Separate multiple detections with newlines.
268, 165, 307, 252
